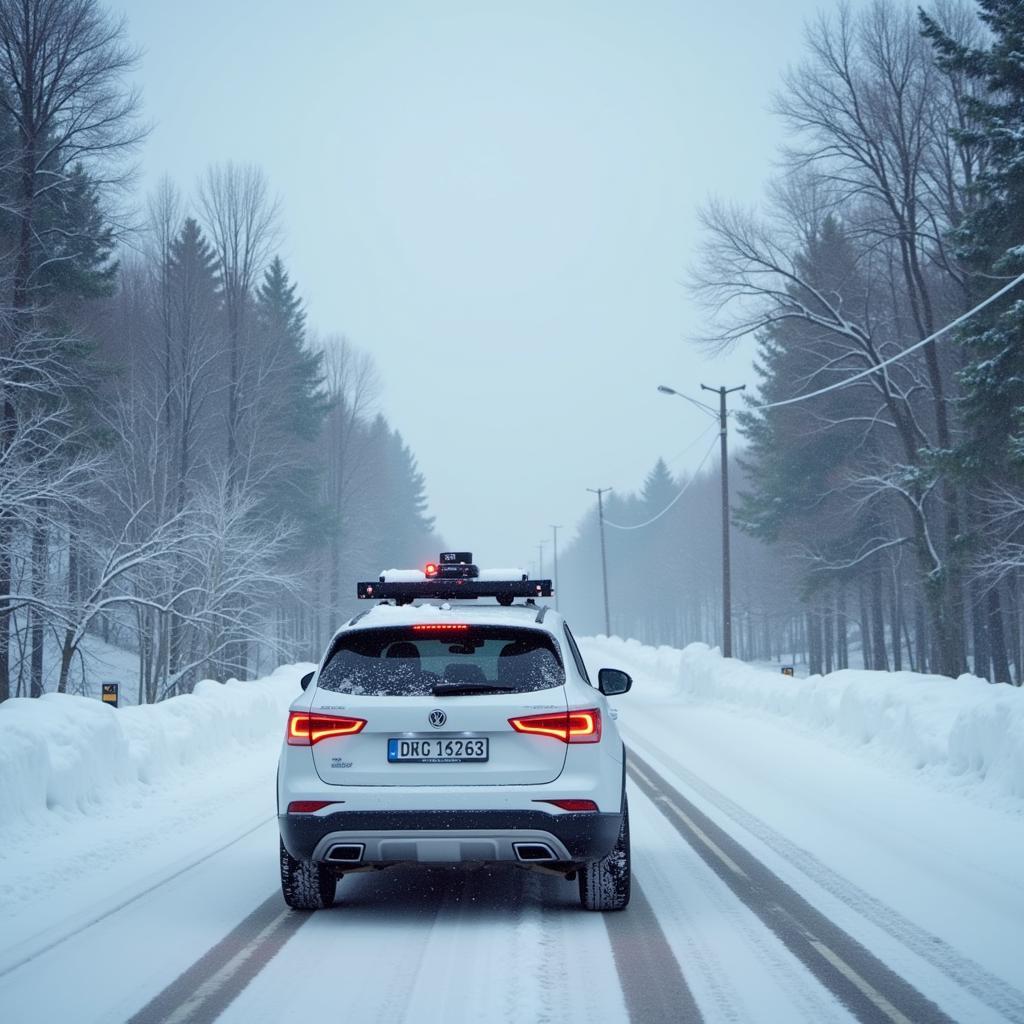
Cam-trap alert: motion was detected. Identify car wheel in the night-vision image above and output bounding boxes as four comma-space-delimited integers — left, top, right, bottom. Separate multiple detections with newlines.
579, 799, 630, 911
280, 839, 337, 910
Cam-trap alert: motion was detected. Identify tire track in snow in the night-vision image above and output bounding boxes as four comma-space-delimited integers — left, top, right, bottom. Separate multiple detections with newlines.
628, 749, 955, 1024
125, 894, 308, 1024
390, 867, 634, 1024
603, 880, 704, 1023
395, 866, 530, 1023
629, 784, 855, 1023
199, 861, 693, 1024
114, 816, 691, 1023
623, 721, 1024, 1024
359, 869, 455, 1024
128, 866, 452, 1024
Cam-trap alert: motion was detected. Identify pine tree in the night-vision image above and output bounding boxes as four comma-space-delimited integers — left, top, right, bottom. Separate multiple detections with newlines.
736, 219, 872, 552
735, 218, 903, 669
368, 416, 436, 569
165, 216, 221, 502
252, 257, 328, 538
39, 163, 118, 300
641, 458, 675, 511
638, 458, 680, 641
256, 256, 327, 443
923, 1, 1024, 480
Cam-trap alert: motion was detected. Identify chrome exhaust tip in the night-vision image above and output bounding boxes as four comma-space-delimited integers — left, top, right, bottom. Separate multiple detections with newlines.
512, 842, 557, 863
325, 843, 365, 863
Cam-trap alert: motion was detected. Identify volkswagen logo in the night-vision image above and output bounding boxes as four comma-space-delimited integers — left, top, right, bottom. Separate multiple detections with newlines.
428, 709, 447, 729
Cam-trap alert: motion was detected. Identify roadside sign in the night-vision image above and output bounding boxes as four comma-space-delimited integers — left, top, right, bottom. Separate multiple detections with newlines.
781, 666, 794, 677
101, 683, 119, 707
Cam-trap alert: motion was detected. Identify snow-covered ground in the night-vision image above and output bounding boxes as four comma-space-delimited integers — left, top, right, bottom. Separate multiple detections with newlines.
581, 637, 1024, 1020
584, 637, 1024, 810
0, 663, 310, 969
1, 639, 1022, 1023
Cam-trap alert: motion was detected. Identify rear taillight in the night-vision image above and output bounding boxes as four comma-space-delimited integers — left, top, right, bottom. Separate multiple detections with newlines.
508, 709, 601, 744
287, 711, 366, 746
287, 801, 336, 813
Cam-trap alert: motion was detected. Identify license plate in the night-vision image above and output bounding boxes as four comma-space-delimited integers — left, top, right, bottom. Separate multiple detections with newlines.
387, 737, 489, 763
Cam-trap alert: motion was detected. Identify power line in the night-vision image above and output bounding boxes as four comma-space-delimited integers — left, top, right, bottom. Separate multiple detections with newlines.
664, 420, 719, 468
744, 269, 1024, 414
604, 431, 720, 531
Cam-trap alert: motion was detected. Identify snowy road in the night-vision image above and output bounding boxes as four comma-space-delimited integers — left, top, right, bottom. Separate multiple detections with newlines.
2, 653, 1022, 1024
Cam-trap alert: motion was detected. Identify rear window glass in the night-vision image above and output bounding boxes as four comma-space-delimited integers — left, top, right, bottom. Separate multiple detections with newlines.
317, 625, 565, 697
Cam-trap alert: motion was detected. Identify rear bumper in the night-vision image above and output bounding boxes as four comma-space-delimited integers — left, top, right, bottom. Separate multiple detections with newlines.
279, 808, 622, 865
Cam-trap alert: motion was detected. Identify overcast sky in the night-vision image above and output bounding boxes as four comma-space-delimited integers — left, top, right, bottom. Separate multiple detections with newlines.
120, 0, 829, 571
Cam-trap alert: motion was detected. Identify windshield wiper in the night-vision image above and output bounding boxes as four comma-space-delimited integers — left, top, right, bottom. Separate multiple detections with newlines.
431, 682, 515, 697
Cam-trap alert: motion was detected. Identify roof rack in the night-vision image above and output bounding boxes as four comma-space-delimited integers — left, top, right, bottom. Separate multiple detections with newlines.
358, 551, 553, 607
357, 578, 553, 606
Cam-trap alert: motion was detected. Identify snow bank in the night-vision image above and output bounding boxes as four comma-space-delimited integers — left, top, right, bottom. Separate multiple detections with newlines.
0, 664, 309, 837
579, 635, 687, 700
581, 636, 1024, 804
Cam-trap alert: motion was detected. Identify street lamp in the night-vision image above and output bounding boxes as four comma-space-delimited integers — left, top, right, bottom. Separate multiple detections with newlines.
657, 384, 718, 417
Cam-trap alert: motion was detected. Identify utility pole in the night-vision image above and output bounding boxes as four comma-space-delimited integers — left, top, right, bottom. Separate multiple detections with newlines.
587, 488, 612, 636
700, 384, 745, 658
549, 525, 562, 609
537, 540, 546, 579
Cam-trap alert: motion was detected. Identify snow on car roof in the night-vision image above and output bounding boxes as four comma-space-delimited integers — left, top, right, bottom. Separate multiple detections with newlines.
377, 569, 427, 582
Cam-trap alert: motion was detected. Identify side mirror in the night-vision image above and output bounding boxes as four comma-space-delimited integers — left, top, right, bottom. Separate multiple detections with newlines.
300, 671, 314, 691
598, 668, 632, 696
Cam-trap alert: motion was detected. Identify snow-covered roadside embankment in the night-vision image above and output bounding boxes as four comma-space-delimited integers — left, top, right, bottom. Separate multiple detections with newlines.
581, 636, 1024, 805
0, 664, 310, 838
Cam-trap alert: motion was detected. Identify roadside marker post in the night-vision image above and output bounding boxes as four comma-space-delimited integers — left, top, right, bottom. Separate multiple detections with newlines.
101, 683, 119, 708
781, 666, 794, 677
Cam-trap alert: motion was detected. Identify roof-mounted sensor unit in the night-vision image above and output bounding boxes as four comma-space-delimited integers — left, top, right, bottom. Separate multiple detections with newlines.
358, 552, 552, 606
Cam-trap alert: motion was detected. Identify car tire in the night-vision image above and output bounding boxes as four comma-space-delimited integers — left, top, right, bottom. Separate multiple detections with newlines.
280, 839, 337, 910
579, 799, 630, 911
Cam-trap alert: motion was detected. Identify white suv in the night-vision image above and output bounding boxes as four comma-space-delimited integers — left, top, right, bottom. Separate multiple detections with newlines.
277, 557, 632, 912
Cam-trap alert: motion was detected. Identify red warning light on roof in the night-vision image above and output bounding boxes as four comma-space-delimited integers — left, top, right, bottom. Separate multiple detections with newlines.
425, 563, 439, 577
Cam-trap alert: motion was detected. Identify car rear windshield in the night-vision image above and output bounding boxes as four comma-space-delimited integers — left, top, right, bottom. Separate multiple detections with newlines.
316, 625, 565, 697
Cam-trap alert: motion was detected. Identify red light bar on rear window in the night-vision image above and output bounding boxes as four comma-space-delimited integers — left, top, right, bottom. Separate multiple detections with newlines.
411, 624, 469, 632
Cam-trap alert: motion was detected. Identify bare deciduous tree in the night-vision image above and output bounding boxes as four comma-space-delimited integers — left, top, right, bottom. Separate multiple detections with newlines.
691, 1, 988, 677
0, 0, 144, 699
